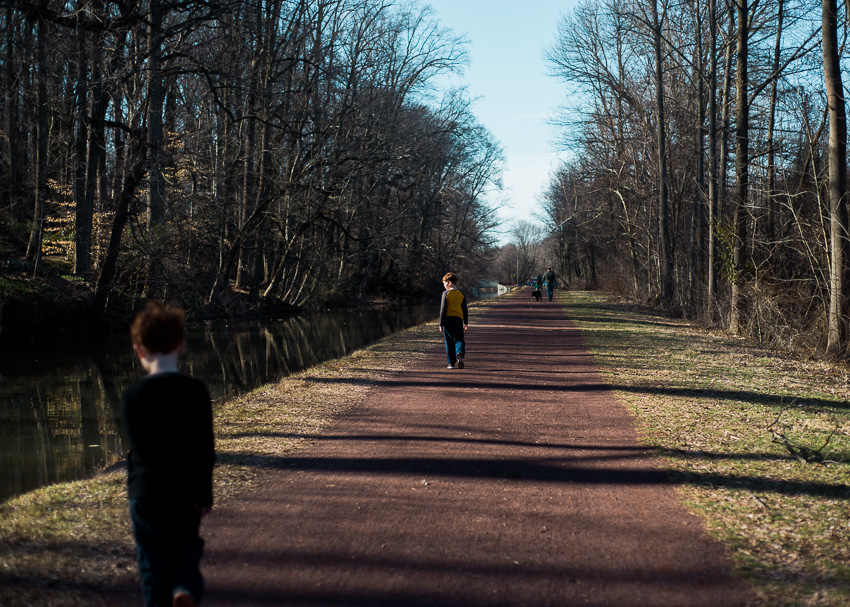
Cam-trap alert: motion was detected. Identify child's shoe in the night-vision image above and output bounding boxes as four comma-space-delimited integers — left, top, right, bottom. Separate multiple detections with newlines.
173, 590, 197, 607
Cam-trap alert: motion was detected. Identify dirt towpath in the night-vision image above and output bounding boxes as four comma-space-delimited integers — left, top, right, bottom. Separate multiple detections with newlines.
198, 291, 754, 607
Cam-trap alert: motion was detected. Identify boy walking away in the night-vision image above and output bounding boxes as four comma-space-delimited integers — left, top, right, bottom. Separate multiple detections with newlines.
439, 273, 468, 369
122, 301, 215, 607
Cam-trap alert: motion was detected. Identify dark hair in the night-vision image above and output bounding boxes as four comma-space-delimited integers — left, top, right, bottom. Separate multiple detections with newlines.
442, 272, 458, 285
130, 300, 186, 354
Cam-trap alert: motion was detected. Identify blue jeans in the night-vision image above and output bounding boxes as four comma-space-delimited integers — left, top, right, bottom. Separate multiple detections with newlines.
130, 499, 205, 607
546, 285, 554, 301
442, 316, 465, 364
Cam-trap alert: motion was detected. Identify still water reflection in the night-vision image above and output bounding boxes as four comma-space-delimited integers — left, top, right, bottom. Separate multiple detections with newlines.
0, 304, 435, 502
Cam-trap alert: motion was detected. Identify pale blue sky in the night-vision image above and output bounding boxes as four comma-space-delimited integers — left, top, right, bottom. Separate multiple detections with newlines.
424, 0, 578, 239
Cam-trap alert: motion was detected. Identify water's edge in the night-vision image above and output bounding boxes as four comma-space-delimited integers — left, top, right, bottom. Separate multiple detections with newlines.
0, 303, 436, 502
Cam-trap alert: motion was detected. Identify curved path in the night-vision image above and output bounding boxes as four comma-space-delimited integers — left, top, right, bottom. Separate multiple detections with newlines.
200, 291, 754, 606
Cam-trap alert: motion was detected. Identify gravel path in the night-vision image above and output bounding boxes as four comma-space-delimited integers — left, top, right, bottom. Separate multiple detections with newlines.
198, 290, 754, 606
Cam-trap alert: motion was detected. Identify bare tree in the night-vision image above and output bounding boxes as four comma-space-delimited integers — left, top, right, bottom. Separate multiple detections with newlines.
822, 0, 847, 353
1, 0, 503, 315
649, 0, 673, 303
511, 220, 544, 283
729, 0, 749, 333
543, 0, 835, 355
24, 7, 48, 273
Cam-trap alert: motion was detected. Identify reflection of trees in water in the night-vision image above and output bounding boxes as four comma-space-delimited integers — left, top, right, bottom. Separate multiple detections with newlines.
199, 312, 386, 398
1, 304, 435, 501
1, 360, 127, 501
32, 384, 56, 492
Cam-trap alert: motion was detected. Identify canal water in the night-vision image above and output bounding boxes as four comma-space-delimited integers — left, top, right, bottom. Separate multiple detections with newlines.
0, 303, 436, 502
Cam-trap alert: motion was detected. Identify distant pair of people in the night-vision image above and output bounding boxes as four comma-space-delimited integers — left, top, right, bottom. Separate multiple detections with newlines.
531, 267, 557, 302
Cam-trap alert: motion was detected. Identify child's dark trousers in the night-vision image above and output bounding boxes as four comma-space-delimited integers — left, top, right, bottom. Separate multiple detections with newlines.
130, 499, 205, 607
442, 316, 466, 365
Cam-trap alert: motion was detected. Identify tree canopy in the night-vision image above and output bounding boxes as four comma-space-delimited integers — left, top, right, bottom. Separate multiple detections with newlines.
0, 0, 504, 313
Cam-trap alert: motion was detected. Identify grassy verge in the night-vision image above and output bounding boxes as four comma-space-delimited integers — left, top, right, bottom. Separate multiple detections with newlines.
562, 291, 850, 606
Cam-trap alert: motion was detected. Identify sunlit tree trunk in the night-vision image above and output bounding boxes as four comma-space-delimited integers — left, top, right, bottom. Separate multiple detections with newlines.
95, 136, 148, 311
706, 0, 719, 323
690, 0, 706, 314
765, 0, 784, 247
823, 0, 847, 353
650, 0, 672, 303
83, 43, 108, 274
730, 0, 749, 334
74, 0, 108, 277
718, 9, 735, 221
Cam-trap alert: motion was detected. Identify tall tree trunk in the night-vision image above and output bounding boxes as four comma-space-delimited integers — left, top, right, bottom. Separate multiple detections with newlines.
718, 9, 735, 214
144, 0, 166, 298
25, 13, 49, 273
823, 0, 847, 353
83, 53, 108, 274
651, 0, 673, 303
765, 0, 784, 247
73, 8, 91, 276
95, 136, 148, 311
237, 92, 257, 289
111, 101, 126, 206
730, 0, 749, 334
690, 1, 706, 314
707, 0, 719, 323
146, 0, 165, 228
252, 0, 283, 303
76, 1, 110, 276
211, 90, 234, 306
4, 5, 21, 218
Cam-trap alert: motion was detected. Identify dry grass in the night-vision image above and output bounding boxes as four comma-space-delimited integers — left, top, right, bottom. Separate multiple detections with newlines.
564, 291, 850, 607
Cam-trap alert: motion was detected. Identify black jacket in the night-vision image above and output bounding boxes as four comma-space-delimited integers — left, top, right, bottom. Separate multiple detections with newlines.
122, 372, 215, 506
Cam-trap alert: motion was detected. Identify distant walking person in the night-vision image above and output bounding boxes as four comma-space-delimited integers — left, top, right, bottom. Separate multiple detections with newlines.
543, 266, 557, 302
122, 301, 215, 607
439, 272, 468, 369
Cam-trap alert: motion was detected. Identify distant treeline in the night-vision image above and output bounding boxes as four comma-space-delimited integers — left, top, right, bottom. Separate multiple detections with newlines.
540, 0, 850, 358
0, 0, 503, 313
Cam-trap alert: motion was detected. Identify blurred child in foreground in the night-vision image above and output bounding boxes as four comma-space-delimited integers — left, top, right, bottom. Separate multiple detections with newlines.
122, 301, 215, 607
